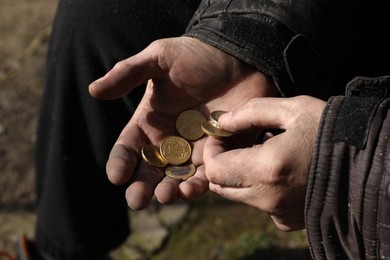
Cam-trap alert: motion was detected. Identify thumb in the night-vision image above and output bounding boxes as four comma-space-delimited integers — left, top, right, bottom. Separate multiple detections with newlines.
218, 97, 295, 133
88, 41, 165, 100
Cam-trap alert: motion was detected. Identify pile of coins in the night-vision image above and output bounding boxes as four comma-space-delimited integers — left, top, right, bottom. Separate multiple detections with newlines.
201, 110, 233, 139
141, 109, 233, 181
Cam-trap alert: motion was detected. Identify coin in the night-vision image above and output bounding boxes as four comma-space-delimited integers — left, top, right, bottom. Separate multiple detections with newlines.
201, 120, 233, 139
210, 110, 227, 129
160, 136, 192, 165
141, 144, 168, 168
176, 109, 206, 141
165, 164, 196, 181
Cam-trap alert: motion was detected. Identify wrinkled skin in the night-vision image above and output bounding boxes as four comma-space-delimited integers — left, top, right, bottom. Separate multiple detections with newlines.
89, 37, 278, 209
203, 96, 326, 231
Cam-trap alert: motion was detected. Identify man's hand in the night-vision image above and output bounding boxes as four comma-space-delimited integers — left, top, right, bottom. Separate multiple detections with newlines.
204, 96, 326, 231
89, 37, 277, 209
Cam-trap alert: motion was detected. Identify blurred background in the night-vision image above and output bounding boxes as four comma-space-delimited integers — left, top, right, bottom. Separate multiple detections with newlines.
0, 0, 55, 255
0, 0, 310, 259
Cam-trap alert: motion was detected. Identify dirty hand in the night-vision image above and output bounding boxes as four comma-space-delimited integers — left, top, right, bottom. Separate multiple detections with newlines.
204, 96, 326, 231
89, 36, 277, 209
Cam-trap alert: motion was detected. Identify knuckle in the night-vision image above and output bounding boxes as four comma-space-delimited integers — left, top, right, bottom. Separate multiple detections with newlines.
205, 158, 225, 183
266, 157, 284, 184
244, 98, 260, 111
112, 60, 127, 72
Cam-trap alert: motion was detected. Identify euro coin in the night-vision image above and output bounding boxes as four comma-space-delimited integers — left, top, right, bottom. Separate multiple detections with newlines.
210, 110, 227, 129
201, 120, 233, 139
165, 164, 196, 181
160, 136, 192, 165
141, 144, 168, 168
176, 109, 206, 141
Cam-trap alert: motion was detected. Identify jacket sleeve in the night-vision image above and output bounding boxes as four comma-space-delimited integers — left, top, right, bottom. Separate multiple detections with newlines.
184, 0, 383, 98
305, 76, 390, 259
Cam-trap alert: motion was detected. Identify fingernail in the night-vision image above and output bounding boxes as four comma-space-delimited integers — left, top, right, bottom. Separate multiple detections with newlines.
218, 112, 231, 123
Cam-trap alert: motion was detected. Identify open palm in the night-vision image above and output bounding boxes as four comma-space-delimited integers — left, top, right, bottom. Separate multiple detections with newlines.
89, 36, 277, 209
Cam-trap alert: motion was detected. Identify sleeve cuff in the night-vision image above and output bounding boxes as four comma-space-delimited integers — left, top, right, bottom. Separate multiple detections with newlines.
305, 76, 390, 259
185, 13, 323, 97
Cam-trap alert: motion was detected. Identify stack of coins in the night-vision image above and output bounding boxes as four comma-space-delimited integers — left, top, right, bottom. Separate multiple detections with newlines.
201, 110, 233, 139
141, 109, 233, 181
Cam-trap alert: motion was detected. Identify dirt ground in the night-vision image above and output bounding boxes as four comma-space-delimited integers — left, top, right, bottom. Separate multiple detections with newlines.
0, 0, 57, 255
0, 0, 57, 209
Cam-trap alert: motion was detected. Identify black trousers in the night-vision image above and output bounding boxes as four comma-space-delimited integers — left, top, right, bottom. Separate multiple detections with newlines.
34, 1, 200, 259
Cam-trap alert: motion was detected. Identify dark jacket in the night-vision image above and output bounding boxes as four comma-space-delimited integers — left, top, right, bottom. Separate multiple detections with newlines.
185, 1, 390, 258
307, 76, 390, 259
186, 0, 390, 98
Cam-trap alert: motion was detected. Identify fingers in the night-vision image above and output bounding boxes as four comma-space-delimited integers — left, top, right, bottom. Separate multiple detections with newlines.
125, 161, 165, 210
207, 183, 252, 207
178, 165, 209, 201
154, 165, 209, 204
203, 137, 266, 188
217, 97, 293, 133
218, 96, 326, 134
89, 41, 165, 100
154, 176, 180, 204
203, 137, 237, 186
106, 144, 139, 185
107, 121, 148, 185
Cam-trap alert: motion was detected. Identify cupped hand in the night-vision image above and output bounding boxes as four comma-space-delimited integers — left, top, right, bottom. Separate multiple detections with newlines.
203, 96, 326, 231
89, 37, 278, 209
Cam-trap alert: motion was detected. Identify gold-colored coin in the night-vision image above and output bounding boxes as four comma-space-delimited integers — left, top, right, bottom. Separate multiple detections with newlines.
160, 136, 192, 165
210, 110, 228, 129
201, 120, 233, 139
165, 164, 196, 181
176, 110, 206, 141
141, 144, 168, 168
